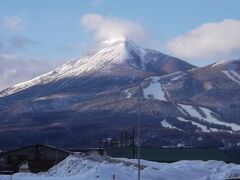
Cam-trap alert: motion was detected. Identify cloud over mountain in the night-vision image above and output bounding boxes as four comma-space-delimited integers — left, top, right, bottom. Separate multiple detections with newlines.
80, 13, 147, 41
3, 16, 25, 31
0, 53, 57, 90
168, 19, 240, 60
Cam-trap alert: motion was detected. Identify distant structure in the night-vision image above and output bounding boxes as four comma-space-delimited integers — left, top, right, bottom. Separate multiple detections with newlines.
18, 161, 30, 173
100, 129, 135, 148
0, 144, 104, 174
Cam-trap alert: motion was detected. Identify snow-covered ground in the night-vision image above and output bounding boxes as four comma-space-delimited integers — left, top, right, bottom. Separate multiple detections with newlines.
177, 117, 209, 132
178, 104, 240, 131
124, 89, 132, 99
222, 70, 240, 85
161, 119, 183, 131
1, 155, 240, 180
143, 76, 166, 101
212, 60, 226, 67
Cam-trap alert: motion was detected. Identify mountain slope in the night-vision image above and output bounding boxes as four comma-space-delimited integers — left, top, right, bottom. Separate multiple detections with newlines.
122, 64, 240, 133
0, 38, 240, 149
149, 59, 240, 123
0, 37, 193, 99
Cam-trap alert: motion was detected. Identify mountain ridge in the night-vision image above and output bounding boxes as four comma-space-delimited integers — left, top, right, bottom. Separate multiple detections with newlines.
0, 38, 194, 98
0, 38, 240, 148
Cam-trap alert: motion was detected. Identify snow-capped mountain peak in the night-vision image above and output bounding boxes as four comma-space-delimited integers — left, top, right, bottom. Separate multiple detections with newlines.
101, 37, 128, 45
100, 36, 145, 66
211, 59, 240, 69
212, 60, 227, 67
66, 37, 146, 73
0, 38, 146, 97
0, 37, 195, 98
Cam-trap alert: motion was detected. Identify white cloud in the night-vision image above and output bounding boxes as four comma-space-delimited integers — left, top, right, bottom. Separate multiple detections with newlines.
0, 36, 61, 91
8, 35, 39, 48
91, 0, 103, 6
0, 53, 59, 91
167, 19, 240, 60
80, 13, 147, 42
0, 41, 4, 52
60, 41, 87, 52
3, 16, 24, 31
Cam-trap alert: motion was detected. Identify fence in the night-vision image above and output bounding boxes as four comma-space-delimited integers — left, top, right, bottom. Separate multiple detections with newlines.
105, 146, 230, 163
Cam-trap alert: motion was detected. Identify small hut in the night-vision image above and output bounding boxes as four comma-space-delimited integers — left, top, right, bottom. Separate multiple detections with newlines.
18, 161, 30, 173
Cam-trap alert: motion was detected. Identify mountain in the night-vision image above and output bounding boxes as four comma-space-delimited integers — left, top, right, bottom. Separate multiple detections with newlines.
0, 38, 239, 149
0, 37, 193, 98
148, 59, 240, 123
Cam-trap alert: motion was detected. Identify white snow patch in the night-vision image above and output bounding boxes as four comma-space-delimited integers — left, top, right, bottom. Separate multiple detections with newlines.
212, 60, 226, 67
35, 94, 71, 101
200, 107, 240, 131
117, 158, 240, 180
143, 76, 166, 101
171, 74, 183, 81
231, 70, 240, 80
222, 70, 240, 85
177, 105, 188, 116
161, 119, 172, 128
178, 104, 240, 131
161, 119, 182, 131
204, 81, 214, 90
5, 155, 240, 180
124, 89, 132, 98
178, 104, 203, 119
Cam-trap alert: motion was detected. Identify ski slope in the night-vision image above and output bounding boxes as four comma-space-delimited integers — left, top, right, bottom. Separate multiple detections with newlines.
143, 76, 166, 100
178, 104, 240, 131
222, 70, 240, 85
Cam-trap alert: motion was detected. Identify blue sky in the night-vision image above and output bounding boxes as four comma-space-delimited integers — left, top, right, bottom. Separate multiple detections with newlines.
0, 0, 240, 89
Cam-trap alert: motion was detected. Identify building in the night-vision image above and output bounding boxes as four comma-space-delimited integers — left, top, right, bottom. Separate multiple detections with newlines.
18, 161, 30, 173
0, 144, 73, 173
0, 144, 105, 174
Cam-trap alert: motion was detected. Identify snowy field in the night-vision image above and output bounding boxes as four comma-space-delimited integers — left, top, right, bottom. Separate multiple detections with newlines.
1, 155, 240, 180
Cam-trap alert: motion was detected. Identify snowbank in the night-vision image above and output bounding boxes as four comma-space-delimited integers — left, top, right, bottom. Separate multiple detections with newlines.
2, 155, 240, 180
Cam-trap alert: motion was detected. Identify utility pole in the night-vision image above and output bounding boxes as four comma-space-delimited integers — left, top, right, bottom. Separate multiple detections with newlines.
137, 83, 141, 180
132, 127, 135, 158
